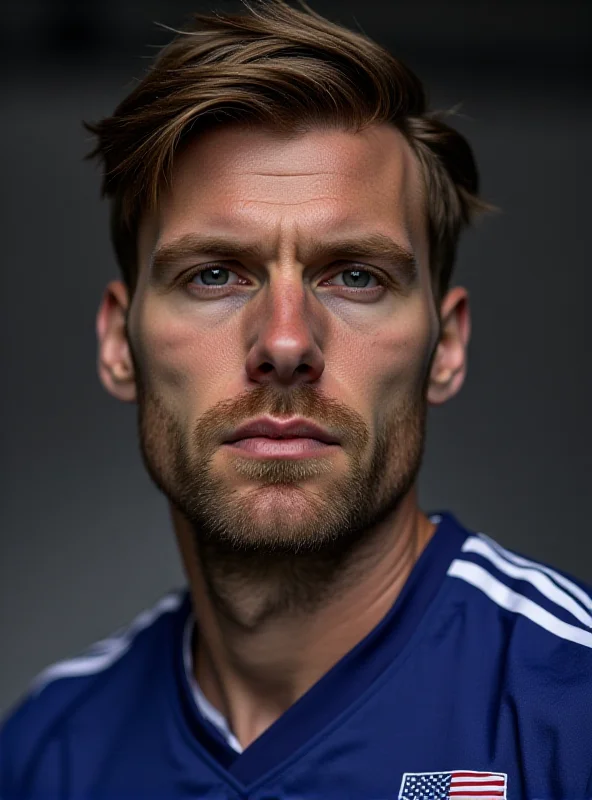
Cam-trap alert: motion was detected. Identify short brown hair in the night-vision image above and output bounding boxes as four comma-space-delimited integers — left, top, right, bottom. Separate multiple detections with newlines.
85, 0, 489, 300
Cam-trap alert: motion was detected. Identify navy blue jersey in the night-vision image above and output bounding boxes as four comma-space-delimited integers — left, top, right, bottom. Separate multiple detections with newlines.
2, 512, 592, 799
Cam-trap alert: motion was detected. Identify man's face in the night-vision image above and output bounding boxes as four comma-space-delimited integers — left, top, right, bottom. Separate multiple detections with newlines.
110, 124, 456, 554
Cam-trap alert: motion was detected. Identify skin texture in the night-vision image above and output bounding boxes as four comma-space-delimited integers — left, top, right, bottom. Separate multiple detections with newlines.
96, 122, 470, 748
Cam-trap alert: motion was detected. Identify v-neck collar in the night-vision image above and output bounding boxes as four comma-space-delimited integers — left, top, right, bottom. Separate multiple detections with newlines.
173, 511, 469, 788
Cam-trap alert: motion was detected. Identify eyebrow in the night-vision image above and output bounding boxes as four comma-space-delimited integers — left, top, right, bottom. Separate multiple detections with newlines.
150, 231, 417, 285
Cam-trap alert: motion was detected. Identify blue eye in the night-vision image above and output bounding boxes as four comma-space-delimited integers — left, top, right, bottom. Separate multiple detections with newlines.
340, 269, 374, 288
194, 267, 232, 286
328, 268, 381, 289
184, 264, 384, 296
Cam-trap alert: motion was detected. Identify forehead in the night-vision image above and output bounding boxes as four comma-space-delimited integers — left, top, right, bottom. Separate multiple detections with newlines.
141, 123, 427, 263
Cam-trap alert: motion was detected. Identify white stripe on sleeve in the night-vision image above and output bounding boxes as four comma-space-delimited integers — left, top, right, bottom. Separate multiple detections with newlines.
479, 533, 592, 612
447, 559, 592, 649
31, 591, 184, 695
461, 536, 592, 629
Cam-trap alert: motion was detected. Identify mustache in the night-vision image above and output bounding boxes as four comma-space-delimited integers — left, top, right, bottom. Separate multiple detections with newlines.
191, 384, 370, 453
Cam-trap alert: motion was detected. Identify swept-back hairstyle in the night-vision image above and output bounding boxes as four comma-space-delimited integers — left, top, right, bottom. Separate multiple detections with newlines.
86, 0, 489, 300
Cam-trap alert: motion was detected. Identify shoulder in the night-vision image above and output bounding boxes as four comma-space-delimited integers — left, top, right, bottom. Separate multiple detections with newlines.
440, 523, 592, 784
0, 589, 188, 795
446, 525, 592, 656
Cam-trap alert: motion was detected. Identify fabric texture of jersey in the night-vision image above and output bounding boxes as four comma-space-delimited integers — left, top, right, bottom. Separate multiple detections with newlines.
2, 511, 592, 799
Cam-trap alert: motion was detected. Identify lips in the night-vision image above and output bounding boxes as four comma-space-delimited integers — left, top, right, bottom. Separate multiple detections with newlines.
224, 416, 340, 445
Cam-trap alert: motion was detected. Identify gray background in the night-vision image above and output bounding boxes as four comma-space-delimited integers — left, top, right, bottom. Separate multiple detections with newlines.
1, 0, 591, 715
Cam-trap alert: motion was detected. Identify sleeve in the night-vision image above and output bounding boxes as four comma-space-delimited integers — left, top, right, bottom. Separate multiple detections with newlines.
0, 710, 19, 799
0, 695, 66, 800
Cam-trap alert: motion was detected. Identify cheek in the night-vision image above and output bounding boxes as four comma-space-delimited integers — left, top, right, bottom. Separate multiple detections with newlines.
133, 297, 235, 414
337, 296, 436, 410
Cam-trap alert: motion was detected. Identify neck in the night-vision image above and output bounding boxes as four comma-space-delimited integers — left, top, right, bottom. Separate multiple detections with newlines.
172, 489, 435, 750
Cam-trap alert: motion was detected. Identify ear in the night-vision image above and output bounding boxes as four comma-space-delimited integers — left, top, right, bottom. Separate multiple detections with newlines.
427, 286, 471, 406
96, 280, 137, 403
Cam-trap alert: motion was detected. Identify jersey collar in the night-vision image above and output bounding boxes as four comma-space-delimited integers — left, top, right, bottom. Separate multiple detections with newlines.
175, 511, 470, 788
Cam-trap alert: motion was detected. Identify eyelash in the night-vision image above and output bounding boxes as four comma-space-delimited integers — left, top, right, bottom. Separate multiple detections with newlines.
183, 264, 388, 294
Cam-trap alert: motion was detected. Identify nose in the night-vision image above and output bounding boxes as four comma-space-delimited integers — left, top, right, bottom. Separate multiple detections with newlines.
244, 280, 325, 387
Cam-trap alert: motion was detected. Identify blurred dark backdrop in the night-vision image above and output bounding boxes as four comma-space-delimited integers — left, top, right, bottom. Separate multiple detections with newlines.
1, 0, 591, 714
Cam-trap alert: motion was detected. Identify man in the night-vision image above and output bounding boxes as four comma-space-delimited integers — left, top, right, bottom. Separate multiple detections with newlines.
2, 1, 591, 797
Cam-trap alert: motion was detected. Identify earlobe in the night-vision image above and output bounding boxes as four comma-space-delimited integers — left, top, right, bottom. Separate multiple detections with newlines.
426, 286, 471, 407
96, 280, 137, 403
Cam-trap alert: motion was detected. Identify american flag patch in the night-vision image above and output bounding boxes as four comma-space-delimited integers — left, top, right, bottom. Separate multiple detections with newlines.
398, 770, 507, 800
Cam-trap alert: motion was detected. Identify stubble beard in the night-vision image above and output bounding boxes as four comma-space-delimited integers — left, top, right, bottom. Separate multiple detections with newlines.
136, 378, 428, 622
